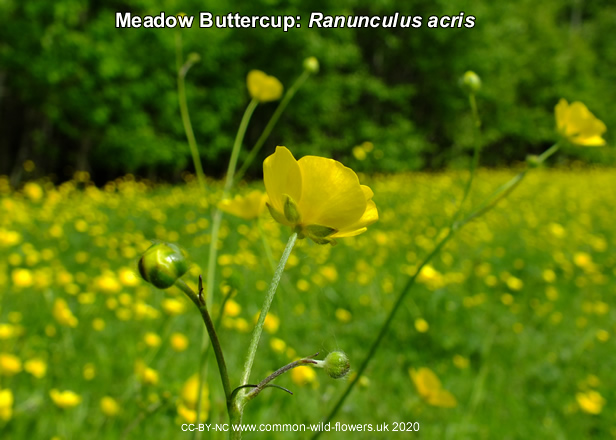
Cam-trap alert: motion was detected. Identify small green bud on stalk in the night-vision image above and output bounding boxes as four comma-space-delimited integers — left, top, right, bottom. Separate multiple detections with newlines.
303, 56, 319, 74
138, 243, 189, 289
460, 71, 481, 94
313, 351, 350, 379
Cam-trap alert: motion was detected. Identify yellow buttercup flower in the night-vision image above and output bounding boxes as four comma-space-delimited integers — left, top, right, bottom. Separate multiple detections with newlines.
100, 396, 121, 417
247, 70, 283, 103
218, 190, 268, 220
0, 389, 14, 421
52, 298, 78, 328
49, 389, 82, 409
409, 367, 457, 408
24, 358, 47, 379
576, 390, 605, 414
0, 353, 22, 376
555, 99, 606, 146
263, 147, 378, 244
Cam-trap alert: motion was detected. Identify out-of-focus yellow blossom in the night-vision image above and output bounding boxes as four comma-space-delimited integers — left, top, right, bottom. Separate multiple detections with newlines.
270, 337, 286, 353
576, 390, 605, 414
409, 367, 457, 408
555, 99, 606, 146
100, 396, 121, 417
119, 268, 140, 286
92, 318, 105, 331
0, 389, 13, 421
291, 366, 317, 387
177, 374, 209, 423
506, 276, 524, 291
335, 308, 352, 323
262, 313, 280, 334
23, 182, 43, 201
223, 299, 241, 317
0, 229, 21, 246
0, 324, 17, 339
83, 363, 96, 380
144, 332, 162, 348
95, 272, 122, 293
415, 318, 429, 333
52, 298, 78, 328
135, 361, 159, 386
24, 358, 47, 379
453, 355, 469, 369
161, 298, 186, 316
0, 353, 22, 376
11, 268, 33, 287
170, 333, 189, 352
218, 190, 268, 220
247, 70, 283, 102
263, 147, 378, 244
50, 389, 82, 409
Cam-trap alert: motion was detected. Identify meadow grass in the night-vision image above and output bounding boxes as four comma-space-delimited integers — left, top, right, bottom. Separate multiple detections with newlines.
0, 166, 614, 439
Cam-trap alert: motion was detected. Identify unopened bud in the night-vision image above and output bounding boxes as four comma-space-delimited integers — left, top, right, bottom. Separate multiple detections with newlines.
321, 351, 350, 379
303, 57, 319, 74
187, 52, 201, 65
460, 71, 481, 94
138, 243, 189, 289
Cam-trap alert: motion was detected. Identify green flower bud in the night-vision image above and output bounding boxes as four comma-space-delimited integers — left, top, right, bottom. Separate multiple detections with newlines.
303, 56, 319, 74
138, 243, 189, 289
323, 351, 350, 379
460, 71, 481, 94
187, 52, 201, 65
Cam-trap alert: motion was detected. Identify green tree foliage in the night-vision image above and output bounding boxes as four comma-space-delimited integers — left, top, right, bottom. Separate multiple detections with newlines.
0, 0, 614, 182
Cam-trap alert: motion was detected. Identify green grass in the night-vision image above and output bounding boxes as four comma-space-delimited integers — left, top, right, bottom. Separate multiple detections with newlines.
0, 167, 614, 439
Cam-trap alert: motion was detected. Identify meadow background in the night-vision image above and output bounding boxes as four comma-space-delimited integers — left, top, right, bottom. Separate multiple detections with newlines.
1, 0, 615, 439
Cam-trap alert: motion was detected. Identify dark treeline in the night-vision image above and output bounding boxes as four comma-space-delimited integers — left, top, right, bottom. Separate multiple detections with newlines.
1, 0, 614, 186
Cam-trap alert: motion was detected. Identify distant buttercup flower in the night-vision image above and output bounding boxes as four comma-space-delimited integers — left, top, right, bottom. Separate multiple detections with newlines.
50, 389, 82, 409
555, 99, 606, 146
218, 190, 268, 220
247, 70, 283, 103
410, 367, 457, 408
100, 396, 121, 417
0, 389, 14, 421
576, 390, 605, 414
263, 147, 378, 244
0, 353, 22, 376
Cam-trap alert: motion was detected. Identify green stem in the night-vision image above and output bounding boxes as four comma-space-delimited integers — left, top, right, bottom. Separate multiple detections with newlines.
239, 232, 298, 390
234, 69, 312, 183
198, 98, 259, 440
244, 355, 318, 402
229, 232, 298, 439
176, 33, 206, 191
175, 279, 232, 403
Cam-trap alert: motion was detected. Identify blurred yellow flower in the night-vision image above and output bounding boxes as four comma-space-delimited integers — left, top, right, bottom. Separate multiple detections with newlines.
0, 389, 13, 421
135, 360, 159, 385
415, 318, 429, 333
23, 182, 43, 202
247, 70, 283, 102
263, 147, 378, 244
144, 332, 162, 348
576, 390, 605, 414
270, 337, 286, 353
50, 389, 82, 409
170, 333, 189, 352
52, 298, 78, 328
223, 299, 241, 317
11, 268, 33, 288
291, 365, 317, 386
335, 308, 352, 323
409, 367, 457, 408
100, 396, 121, 417
0, 324, 17, 339
0, 353, 22, 376
162, 298, 186, 316
177, 374, 209, 423
218, 190, 268, 220
555, 99, 606, 146
24, 358, 47, 379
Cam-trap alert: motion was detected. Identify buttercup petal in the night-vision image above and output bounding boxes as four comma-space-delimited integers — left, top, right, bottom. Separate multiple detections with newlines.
296, 156, 367, 229
263, 147, 302, 222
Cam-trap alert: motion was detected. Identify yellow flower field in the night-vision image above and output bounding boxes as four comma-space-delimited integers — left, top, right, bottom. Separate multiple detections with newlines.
0, 166, 614, 438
